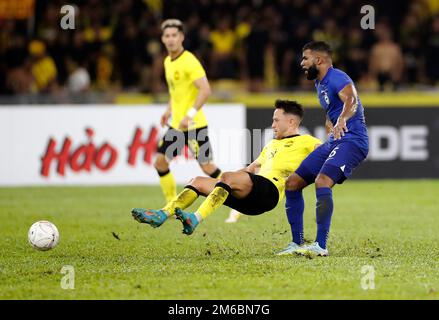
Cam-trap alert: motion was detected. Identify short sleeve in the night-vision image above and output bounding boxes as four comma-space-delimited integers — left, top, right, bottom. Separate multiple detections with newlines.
331, 70, 353, 94
186, 54, 206, 82
308, 136, 322, 152
255, 145, 267, 165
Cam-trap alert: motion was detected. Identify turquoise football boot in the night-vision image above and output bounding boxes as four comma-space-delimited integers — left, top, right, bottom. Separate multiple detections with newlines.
175, 208, 199, 235
131, 208, 167, 228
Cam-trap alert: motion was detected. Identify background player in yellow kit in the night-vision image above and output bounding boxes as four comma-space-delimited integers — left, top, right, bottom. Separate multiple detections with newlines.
155, 19, 222, 203
132, 100, 322, 237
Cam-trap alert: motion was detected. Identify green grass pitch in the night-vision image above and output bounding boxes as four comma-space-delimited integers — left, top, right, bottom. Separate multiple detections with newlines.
0, 180, 438, 299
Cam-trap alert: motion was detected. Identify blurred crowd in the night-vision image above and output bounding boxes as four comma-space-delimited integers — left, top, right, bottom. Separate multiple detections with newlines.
1, 0, 439, 98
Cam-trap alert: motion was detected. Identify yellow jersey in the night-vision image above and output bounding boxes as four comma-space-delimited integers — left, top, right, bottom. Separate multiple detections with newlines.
32, 56, 57, 91
164, 50, 208, 130
256, 134, 322, 201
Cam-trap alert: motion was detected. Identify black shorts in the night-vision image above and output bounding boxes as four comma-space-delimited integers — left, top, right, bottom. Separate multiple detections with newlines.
157, 126, 214, 164
223, 173, 279, 215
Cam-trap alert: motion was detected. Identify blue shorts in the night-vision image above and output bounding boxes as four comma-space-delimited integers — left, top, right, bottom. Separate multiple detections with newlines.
295, 140, 368, 185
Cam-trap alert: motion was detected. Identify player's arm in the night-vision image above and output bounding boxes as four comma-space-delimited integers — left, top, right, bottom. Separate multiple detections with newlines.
240, 160, 261, 174
161, 102, 172, 127
333, 83, 358, 140
179, 76, 212, 130
325, 115, 333, 135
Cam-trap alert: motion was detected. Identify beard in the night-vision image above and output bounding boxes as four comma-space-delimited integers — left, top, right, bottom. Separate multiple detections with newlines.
305, 64, 319, 80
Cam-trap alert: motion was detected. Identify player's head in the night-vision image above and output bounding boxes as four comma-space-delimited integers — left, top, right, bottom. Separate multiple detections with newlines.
161, 19, 185, 54
272, 100, 303, 139
301, 41, 332, 80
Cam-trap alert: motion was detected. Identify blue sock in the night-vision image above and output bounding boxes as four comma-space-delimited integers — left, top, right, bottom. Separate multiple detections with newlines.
285, 190, 304, 245
315, 187, 333, 249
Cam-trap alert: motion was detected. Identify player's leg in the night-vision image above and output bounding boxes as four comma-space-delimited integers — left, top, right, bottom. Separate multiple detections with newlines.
163, 176, 217, 216
199, 162, 222, 179
132, 176, 217, 228
298, 142, 367, 256
295, 172, 335, 256
154, 154, 176, 202
276, 173, 309, 255
278, 143, 330, 255
188, 127, 221, 175
191, 127, 243, 223
301, 172, 335, 256
225, 209, 242, 223
155, 128, 185, 202
175, 171, 254, 235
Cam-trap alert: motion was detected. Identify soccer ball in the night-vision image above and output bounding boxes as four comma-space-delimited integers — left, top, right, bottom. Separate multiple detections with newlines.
28, 221, 60, 251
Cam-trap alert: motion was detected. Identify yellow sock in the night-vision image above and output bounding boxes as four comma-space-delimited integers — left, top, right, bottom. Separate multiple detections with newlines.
162, 187, 199, 216
197, 184, 230, 220
159, 171, 176, 202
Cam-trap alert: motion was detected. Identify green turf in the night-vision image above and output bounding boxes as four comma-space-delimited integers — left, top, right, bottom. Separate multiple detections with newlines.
0, 180, 438, 300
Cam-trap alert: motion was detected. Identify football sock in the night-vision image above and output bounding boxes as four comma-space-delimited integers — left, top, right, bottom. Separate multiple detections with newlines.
196, 182, 230, 221
285, 190, 305, 245
158, 169, 176, 202
162, 185, 199, 217
209, 168, 222, 178
315, 187, 334, 249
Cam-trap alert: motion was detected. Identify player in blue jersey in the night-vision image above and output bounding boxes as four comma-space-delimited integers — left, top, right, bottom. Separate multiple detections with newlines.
277, 41, 369, 257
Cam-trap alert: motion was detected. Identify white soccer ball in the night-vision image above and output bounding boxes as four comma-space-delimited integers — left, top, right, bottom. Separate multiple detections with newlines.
28, 221, 60, 251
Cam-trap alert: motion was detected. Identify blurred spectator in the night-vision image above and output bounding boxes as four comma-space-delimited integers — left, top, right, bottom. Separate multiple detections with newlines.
6, 59, 34, 95
244, 13, 269, 92
369, 24, 404, 91
67, 59, 91, 93
94, 44, 115, 91
28, 39, 58, 93
400, 13, 423, 85
342, 28, 368, 83
209, 16, 238, 79
425, 15, 439, 85
313, 19, 343, 64
0, 0, 438, 96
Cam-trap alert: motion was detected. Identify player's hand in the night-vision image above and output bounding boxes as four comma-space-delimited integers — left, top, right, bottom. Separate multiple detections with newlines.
179, 116, 192, 130
160, 112, 170, 127
333, 117, 348, 140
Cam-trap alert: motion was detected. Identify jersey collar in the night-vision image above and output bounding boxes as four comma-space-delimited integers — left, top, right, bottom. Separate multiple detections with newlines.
319, 66, 334, 85
282, 134, 300, 139
170, 49, 185, 62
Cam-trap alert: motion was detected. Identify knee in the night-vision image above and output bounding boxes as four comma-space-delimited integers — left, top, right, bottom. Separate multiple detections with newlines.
285, 174, 305, 191
315, 174, 333, 188
219, 171, 233, 184
154, 155, 169, 172
200, 163, 212, 175
188, 176, 212, 195
188, 176, 203, 190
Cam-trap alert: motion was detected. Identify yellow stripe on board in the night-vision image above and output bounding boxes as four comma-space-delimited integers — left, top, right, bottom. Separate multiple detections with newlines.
116, 91, 439, 108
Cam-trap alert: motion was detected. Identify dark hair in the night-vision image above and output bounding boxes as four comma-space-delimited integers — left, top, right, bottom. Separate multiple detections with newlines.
302, 41, 333, 55
275, 100, 304, 120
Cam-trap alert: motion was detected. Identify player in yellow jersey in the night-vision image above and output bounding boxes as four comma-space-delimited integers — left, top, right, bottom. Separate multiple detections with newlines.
132, 100, 322, 237
155, 19, 222, 203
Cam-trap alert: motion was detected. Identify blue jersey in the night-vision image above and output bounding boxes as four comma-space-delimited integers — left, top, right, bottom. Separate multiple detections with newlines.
315, 67, 368, 153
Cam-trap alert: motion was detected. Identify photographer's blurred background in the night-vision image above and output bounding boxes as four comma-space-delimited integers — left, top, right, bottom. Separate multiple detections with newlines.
1, 0, 438, 104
